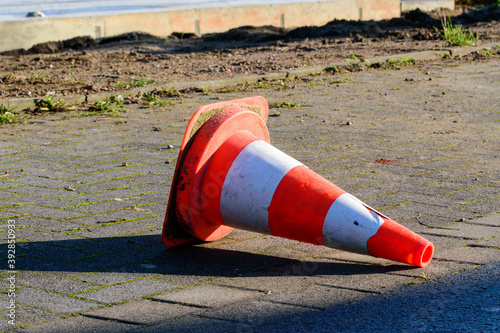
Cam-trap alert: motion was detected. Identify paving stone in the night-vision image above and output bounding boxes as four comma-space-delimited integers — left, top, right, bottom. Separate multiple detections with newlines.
474, 236, 500, 248
77, 279, 179, 304
150, 285, 258, 308
71, 190, 143, 202
434, 245, 500, 264
16, 255, 87, 275
70, 221, 157, 238
13, 306, 63, 325
67, 210, 154, 225
67, 233, 161, 254
11, 216, 83, 232
16, 288, 100, 313
420, 222, 499, 240
2, 205, 86, 220
202, 299, 314, 326
17, 271, 95, 295
71, 200, 148, 214
264, 283, 372, 309
18, 315, 139, 333
87, 299, 199, 324
130, 314, 252, 333
73, 272, 154, 286
70, 246, 161, 270
17, 241, 91, 262
3, 185, 80, 198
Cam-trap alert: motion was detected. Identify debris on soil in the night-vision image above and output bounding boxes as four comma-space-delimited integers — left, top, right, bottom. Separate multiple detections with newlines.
0, 6, 498, 102
375, 159, 399, 164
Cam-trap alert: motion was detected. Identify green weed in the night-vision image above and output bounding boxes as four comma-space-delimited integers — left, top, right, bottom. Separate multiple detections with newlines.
117, 77, 157, 89
269, 101, 311, 108
0, 104, 18, 123
330, 75, 350, 84
84, 95, 125, 116
141, 92, 172, 107
34, 94, 73, 112
344, 54, 359, 62
435, 16, 477, 46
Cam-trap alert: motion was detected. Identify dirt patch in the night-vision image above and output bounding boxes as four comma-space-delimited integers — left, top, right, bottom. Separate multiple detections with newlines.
0, 7, 499, 102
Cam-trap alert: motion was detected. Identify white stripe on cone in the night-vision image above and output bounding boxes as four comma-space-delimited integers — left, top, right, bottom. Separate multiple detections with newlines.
323, 193, 384, 254
220, 140, 303, 233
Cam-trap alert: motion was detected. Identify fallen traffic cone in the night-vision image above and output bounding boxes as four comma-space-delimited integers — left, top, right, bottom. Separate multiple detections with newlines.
162, 96, 434, 267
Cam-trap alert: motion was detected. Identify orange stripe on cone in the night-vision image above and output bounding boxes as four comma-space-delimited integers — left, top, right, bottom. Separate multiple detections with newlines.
268, 166, 345, 246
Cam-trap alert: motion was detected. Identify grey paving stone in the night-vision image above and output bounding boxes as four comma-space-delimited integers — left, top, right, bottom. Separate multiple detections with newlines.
65, 169, 140, 184
473, 236, 500, 249
67, 233, 162, 254
3, 185, 80, 198
2, 205, 86, 220
420, 222, 499, 240
264, 283, 373, 309
16, 288, 100, 313
4, 195, 84, 209
130, 314, 252, 333
67, 209, 154, 225
434, 245, 500, 265
150, 285, 258, 308
70, 246, 161, 270
11, 216, 83, 232
70, 221, 157, 238
13, 306, 63, 325
71, 200, 148, 214
17, 242, 91, 262
71, 190, 144, 202
77, 279, 179, 304
0, 318, 15, 331
17, 271, 95, 295
16, 255, 86, 275
18, 315, 139, 333
73, 272, 154, 286
87, 299, 199, 324
202, 299, 315, 326
10, 175, 76, 188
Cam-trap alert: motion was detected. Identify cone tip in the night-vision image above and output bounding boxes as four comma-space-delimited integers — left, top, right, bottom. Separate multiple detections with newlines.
418, 242, 434, 268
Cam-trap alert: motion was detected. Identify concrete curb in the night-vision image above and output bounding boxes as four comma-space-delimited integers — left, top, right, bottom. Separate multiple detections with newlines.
2, 41, 498, 113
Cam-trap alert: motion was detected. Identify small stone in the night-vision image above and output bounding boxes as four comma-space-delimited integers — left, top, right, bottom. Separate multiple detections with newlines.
346, 121, 353, 126
167, 145, 174, 149
122, 162, 128, 167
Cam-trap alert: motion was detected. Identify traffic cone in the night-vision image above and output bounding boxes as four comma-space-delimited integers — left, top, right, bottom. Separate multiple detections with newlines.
163, 96, 434, 267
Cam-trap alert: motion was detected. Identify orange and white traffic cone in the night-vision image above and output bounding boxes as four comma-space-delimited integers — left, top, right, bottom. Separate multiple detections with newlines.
162, 96, 434, 267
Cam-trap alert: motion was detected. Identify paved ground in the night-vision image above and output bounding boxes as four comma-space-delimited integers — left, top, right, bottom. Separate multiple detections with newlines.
0, 55, 499, 332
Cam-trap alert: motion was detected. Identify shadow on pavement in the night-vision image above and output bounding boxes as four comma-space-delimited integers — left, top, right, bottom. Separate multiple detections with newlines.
10, 234, 414, 277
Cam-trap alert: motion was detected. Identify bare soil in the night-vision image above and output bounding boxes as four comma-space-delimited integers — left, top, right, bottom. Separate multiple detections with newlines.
0, 7, 499, 101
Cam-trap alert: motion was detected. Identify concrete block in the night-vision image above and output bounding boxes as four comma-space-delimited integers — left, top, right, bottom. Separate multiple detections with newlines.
401, 1, 455, 12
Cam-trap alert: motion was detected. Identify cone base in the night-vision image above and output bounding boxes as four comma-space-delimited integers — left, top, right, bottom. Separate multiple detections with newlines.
162, 97, 269, 248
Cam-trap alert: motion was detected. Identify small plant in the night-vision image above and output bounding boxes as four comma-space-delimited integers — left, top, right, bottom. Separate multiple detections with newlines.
330, 75, 350, 84
85, 95, 125, 116
31, 72, 49, 80
255, 81, 268, 89
141, 92, 172, 107
344, 54, 359, 62
0, 104, 18, 123
117, 77, 157, 89
435, 16, 477, 46
269, 101, 310, 108
34, 94, 72, 112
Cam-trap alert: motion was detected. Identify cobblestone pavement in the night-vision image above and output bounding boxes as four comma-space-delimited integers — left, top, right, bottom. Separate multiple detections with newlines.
0, 57, 499, 332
